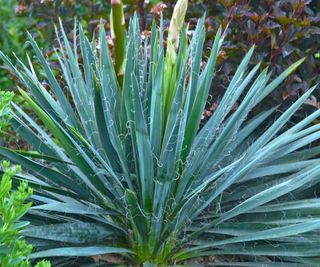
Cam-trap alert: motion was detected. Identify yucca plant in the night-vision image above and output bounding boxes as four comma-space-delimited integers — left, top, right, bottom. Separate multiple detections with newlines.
1, 0, 320, 265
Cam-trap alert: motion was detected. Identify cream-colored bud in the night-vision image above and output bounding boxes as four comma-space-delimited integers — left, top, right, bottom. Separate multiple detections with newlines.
168, 0, 188, 52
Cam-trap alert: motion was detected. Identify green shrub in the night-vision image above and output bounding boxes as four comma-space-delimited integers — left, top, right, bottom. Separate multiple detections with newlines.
0, 90, 14, 135
1, 0, 320, 265
0, 161, 50, 267
0, 0, 30, 90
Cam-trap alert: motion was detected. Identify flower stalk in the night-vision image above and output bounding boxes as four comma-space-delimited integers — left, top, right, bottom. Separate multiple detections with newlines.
163, 0, 188, 119
111, 0, 126, 87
